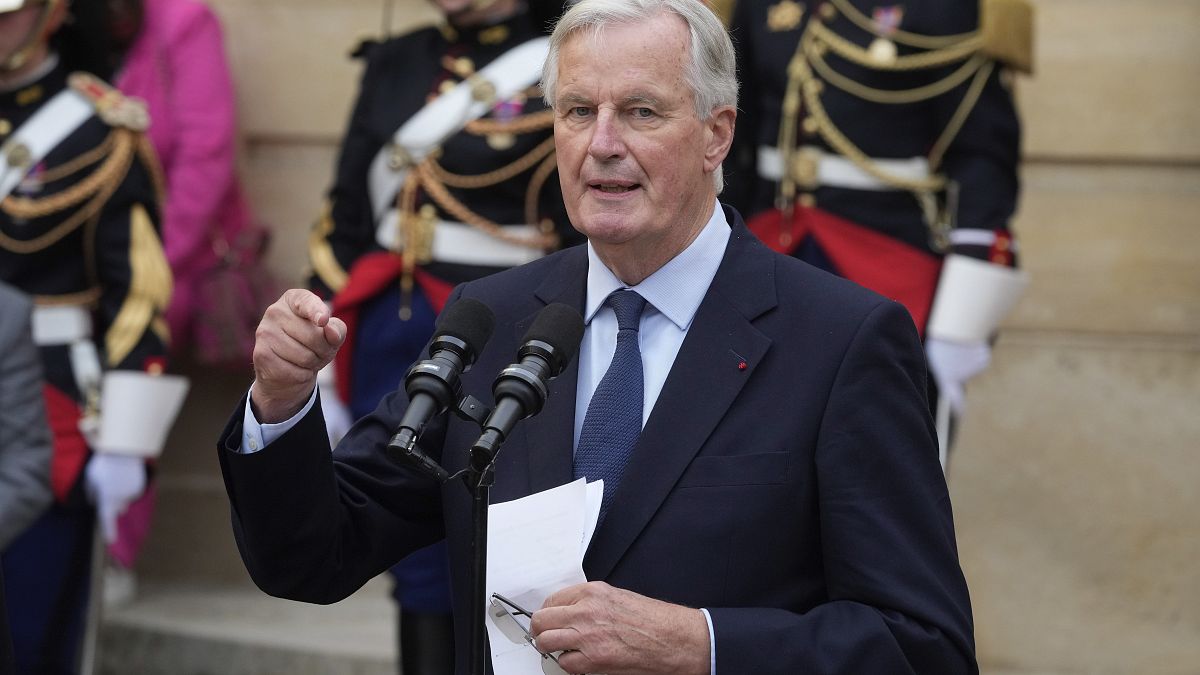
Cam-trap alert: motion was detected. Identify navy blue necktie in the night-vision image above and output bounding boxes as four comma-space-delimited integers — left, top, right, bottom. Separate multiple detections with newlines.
574, 290, 647, 521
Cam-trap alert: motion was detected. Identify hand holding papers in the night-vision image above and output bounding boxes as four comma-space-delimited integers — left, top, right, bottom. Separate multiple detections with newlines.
485, 478, 603, 675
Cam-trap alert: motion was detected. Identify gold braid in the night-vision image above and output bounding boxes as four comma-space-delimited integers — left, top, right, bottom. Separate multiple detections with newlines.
425, 135, 556, 189
0, 133, 133, 254
827, 0, 976, 49
794, 54, 945, 192
524, 151, 558, 228
808, 20, 983, 72
806, 34, 989, 104
2, 128, 135, 220
415, 160, 558, 251
928, 59, 994, 171
36, 133, 114, 183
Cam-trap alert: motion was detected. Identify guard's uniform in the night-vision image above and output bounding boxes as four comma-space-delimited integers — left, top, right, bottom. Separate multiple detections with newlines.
0, 62, 173, 671
306, 9, 580, 670
727, 0, 1027, 331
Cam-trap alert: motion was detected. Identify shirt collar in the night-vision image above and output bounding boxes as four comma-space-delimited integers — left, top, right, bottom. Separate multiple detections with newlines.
584, 200, 730, 330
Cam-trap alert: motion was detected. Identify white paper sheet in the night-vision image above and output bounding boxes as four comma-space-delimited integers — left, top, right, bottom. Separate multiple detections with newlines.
485, 478, 603, 675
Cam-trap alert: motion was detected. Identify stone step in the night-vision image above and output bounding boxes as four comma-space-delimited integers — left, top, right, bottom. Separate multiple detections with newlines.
97, 578, 397, 675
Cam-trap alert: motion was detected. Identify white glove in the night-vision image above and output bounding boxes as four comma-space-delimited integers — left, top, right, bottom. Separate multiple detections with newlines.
319, 379, 355, 447
925, 338, 992, 415
85, 454, 147, 544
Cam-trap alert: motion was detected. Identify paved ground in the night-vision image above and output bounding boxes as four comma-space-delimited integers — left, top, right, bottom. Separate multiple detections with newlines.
99, 578, 395, 675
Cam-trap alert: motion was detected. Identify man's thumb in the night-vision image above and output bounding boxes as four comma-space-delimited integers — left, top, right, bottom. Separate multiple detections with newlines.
324, 317, 347, 347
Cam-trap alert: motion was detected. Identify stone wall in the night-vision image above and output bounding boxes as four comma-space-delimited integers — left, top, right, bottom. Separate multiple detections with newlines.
149, 0, 1200, 671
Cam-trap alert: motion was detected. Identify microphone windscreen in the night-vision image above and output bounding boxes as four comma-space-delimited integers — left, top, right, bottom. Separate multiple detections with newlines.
435, 298, 496, 357
523, 303, 585, 363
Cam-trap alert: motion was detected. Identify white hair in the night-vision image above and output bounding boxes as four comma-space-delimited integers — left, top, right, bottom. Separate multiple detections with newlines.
541, 0, 738, 191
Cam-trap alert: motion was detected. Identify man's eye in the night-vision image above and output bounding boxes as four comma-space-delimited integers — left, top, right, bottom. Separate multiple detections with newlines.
632, 107, 655, 118
570, 106, 592, 117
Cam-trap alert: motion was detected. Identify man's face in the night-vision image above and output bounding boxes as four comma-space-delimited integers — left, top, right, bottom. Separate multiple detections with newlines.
0, 4, 43, 61
552, 13, 734, 275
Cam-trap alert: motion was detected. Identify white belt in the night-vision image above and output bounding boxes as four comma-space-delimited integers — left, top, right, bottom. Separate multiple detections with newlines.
376, 213, 547, 268
757, 145, 930, 191
31, 305, 93, 345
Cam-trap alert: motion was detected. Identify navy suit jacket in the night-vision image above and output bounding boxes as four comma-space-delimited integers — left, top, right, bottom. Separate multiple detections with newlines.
219, 206, 976, 674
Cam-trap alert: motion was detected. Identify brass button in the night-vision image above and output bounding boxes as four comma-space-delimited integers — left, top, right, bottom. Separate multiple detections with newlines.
6, 142, 32, 169
0, 119, 11, 136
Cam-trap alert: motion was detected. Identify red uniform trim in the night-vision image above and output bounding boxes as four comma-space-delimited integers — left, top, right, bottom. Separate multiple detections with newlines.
746, 206, 942, 334
42, 384, 89, 504
328, 253, 456, 401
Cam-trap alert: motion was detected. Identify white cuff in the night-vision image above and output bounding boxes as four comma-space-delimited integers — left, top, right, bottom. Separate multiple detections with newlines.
96, 371, 190, 458
700, 607, 716, 675
927, 254, 1029, 343
239, 385, 319, 454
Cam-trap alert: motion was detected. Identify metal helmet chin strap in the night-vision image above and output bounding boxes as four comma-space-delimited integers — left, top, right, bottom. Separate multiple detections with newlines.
0, 0, 62, 73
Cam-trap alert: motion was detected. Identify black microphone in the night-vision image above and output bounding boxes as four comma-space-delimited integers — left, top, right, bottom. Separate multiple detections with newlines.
472, 303, 585, 457
387, 298, 495, 480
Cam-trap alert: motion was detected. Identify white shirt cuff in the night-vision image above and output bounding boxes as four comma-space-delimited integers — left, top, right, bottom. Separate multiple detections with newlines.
238, 385, 318, 454
700, 607, 716, 674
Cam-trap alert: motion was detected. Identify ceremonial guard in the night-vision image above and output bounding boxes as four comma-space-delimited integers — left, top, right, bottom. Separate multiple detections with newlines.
0, 0, 186, 669
306, 0, 579, 671
725, 0, 1033, 463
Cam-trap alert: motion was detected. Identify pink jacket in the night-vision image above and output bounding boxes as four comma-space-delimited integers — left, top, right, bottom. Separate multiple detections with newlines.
116, 0, 255, 347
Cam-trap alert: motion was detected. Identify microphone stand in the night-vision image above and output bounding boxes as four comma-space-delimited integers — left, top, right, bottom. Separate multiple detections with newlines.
466, 426, 504, 675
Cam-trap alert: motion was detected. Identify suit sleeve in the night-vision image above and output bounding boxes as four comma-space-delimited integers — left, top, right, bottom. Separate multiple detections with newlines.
0, 290, 53, 550
707, 301, 977, 674
216, 286, 467, 602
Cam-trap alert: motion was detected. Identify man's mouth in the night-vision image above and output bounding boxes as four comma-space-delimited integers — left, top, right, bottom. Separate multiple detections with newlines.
590, 182, 639, 194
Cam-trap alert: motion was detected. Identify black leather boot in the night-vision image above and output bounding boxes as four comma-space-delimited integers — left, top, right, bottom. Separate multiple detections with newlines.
399, 609, 455, 675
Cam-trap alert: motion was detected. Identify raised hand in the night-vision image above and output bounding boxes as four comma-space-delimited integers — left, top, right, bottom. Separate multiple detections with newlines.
250, 289, 347, 423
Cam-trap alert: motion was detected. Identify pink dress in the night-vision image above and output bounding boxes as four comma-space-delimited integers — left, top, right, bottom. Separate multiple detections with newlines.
116, 0, 255, 351
111, 0, 254, 566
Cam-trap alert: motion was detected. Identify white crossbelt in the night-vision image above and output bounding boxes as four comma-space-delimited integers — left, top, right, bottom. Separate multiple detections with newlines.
367, 37, 550, 226
757, 145, 930, 191
0, 87, 93, 201
376, 213, 546, 268
31, 305, 93, 345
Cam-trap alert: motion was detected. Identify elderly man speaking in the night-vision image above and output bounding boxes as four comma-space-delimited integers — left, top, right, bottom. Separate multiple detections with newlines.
218, 0, 977, 673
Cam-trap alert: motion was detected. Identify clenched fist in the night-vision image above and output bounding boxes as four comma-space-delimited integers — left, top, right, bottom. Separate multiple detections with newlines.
250, 289, 347, 423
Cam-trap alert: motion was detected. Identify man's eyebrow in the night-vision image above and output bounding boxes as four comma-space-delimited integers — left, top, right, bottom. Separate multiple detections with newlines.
621, 94, 662, 108
557, 93, 595, 107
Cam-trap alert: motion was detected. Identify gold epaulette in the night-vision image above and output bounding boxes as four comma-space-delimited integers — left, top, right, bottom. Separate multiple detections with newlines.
980, 0, 1034, 74
68, 72, 150, 132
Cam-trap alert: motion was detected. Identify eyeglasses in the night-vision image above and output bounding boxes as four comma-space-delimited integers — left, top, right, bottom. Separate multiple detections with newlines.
488, 593, 567, 675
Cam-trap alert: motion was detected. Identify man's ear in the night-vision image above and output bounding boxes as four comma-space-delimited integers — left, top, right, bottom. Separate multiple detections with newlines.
702, 106, 737, 175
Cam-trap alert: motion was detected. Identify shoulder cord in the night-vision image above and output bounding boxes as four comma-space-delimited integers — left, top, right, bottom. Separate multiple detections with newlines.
0, 128, 135, 254
777, 18, 996, 250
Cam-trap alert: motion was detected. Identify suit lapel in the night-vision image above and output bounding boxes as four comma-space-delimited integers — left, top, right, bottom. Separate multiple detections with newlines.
522, 247, 588, 495
584, 213, 778, 579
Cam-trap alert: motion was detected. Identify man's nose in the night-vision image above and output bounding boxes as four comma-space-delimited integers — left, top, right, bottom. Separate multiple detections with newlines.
587, 109, 626, 160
